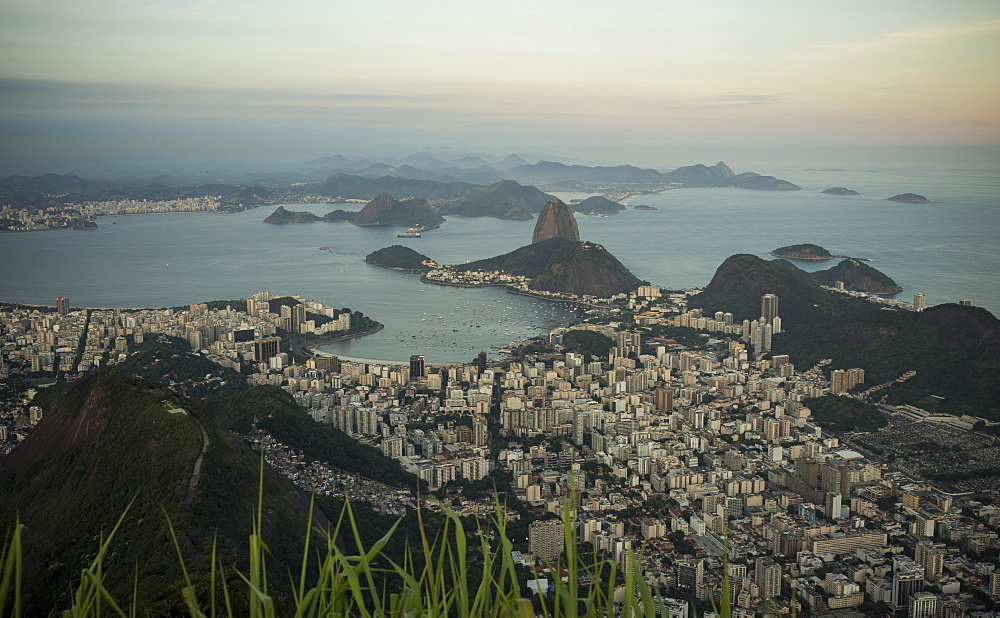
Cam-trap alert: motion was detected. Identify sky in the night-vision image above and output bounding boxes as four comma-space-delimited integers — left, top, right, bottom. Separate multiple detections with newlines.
1, 0, 999, 173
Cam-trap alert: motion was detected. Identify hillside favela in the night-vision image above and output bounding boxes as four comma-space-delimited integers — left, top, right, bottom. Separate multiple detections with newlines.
1, 2, 999, 617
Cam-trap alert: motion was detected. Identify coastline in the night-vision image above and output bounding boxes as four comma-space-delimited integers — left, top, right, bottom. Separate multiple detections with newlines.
768, 252, 871, 262
363, 259, 432, 273
303, 323, 384, 353
310, 352, 465, 368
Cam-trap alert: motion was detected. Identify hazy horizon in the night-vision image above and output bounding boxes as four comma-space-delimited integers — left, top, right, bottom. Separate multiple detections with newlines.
1, 1, 998, 176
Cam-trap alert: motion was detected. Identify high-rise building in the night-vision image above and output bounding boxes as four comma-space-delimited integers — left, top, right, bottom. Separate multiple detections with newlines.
529, 519, 564, 562
891, 557, 924, 609
908, 591, 938, 618
472, 416, 488, 446
760, 294, 779, 325
56, 296, 69, 315
914, 541, 945, 581
476, 350, 487, 376
409, 355, 425, 379
253, 337, 281, 363
676, 557, 705, 592
755, 556, 782, 599
913, 293, 926, 311
292, 304, 307, 332
655, 387, 674, 412
314, 355, 340, 372
830, 368, 865, 394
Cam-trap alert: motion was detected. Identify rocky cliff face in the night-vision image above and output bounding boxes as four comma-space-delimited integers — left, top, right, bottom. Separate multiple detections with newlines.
531, 199, 580, 244
353, 194, 397, 225
352, 194, 444, 228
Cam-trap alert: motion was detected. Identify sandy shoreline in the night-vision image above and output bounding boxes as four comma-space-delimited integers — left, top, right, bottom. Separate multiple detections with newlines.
307, 350, 467, 368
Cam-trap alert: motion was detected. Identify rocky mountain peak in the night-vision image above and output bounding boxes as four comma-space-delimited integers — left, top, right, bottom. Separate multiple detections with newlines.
715, 161, 735, 178
353, 194, 397, 225
531, 199, 580, 244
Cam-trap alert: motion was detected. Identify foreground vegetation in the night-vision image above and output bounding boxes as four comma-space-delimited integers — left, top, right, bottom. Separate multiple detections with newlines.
1, 479, 707, 617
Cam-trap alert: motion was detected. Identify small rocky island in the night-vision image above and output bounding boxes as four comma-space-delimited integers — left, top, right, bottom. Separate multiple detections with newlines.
769, 243, 845, 260
364, 245, 436, 271
632, 204, 657, 210
886, 193, 929, 203
822, 187, 859, 195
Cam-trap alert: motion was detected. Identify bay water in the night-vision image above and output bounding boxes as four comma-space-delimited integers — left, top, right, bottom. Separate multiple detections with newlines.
0, 163, 996, 363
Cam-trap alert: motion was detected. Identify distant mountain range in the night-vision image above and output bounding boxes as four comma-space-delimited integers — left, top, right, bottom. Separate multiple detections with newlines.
310, 157, 801, 192
315, 177, 554, 220
505, 160, 800, 190
1, 156, 803, 217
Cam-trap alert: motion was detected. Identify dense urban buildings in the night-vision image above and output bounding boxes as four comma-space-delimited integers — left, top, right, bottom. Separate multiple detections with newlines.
2, 285, 998, 615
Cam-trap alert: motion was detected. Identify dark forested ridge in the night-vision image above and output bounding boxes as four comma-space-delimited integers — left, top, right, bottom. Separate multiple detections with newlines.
777, 304, 1000, 419
0, 369, 327, 613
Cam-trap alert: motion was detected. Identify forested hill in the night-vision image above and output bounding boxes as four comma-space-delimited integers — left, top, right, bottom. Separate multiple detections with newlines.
0, 369, 327, 613
775, 304, 1000, 420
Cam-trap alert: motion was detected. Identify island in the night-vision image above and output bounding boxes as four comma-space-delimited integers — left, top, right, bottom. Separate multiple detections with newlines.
822, 187, 859, 195
886, 193, 929, 203
570, 195, 625, 215
263, 206, 354, 223
351, 195, 445, 229
264, 194, 443, 229
769, 243, 845, 260
632, 204, 657, 210
72, 220, 98, 230
364, 245, 436, 271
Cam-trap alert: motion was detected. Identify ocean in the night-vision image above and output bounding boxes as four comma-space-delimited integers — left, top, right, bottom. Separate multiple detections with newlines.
1, 162, 996, 363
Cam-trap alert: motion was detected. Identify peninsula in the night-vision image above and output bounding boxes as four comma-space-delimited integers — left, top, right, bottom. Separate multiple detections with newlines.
418, 199, 643, 298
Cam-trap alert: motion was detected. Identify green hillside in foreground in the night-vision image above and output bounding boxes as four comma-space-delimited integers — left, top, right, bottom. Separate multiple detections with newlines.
0, 369, 327, 613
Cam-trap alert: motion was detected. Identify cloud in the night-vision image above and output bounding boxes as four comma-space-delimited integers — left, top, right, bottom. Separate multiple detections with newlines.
815, 18, 1000, 54
697, 94, 784, 109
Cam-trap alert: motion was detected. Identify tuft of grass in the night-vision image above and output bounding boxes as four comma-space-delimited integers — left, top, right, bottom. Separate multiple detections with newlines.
3, 464, 734, 617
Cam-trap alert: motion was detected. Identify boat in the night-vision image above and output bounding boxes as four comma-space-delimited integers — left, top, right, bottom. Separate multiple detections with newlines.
319, 247, 329, 250
397, 227, 422, 238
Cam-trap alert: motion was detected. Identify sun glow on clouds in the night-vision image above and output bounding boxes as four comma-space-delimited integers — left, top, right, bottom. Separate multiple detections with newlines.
0, 0, 998, 165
